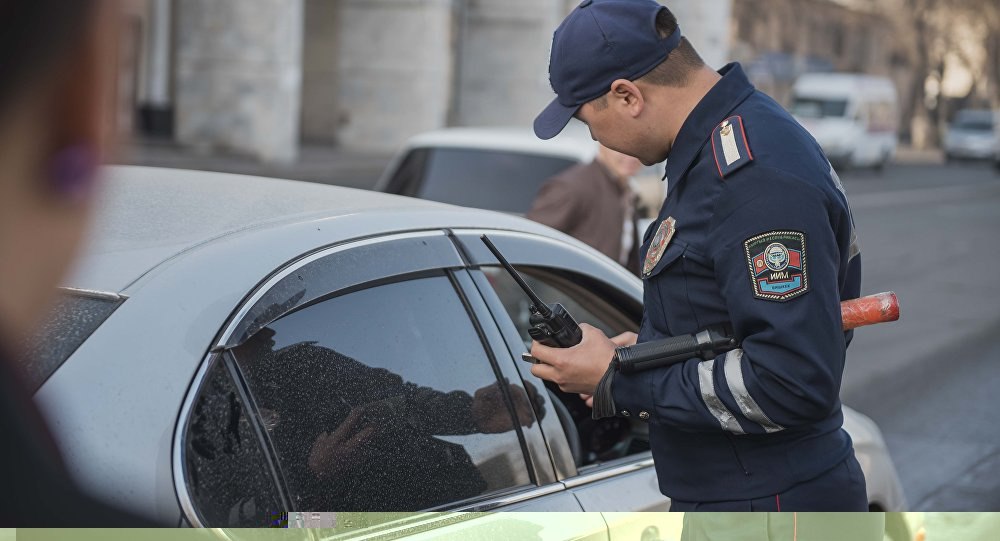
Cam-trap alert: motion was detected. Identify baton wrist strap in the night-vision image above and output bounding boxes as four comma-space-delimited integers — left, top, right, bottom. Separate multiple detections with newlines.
591, 353, 620, 420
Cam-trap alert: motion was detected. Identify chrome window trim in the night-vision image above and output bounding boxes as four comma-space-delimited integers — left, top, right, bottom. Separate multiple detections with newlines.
172, 350, 219, 528
174, 230, 447, 527
452, 483, 566, 512
561, 455, 656, 489
58, 286, 125, 302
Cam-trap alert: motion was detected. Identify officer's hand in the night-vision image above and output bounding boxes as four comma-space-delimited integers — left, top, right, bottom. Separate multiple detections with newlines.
610, 330, 638, 347
530, 323, 615, 395
576, 331, 635, 409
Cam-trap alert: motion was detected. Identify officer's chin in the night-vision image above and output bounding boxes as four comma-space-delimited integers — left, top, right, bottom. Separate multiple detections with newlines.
639, 150, 669, 167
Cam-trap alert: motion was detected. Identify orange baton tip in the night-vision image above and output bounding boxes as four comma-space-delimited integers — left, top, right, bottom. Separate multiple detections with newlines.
841, 291, 899, 331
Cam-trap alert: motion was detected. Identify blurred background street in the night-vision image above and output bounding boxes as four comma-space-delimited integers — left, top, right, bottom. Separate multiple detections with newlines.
838, 159, 1000, 511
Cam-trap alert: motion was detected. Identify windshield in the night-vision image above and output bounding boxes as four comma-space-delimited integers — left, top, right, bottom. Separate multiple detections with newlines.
952, 111, 994, 132
791, 97, 849, 119
414, 148, 578, 213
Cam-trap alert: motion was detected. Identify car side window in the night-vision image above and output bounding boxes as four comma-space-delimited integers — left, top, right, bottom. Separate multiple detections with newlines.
184, 358, 284, 527
483, 267, 635, 346
231, 276, 533, 512
482, 266, 650, 467
385, 148, 430, 197
417, 148, 578, 213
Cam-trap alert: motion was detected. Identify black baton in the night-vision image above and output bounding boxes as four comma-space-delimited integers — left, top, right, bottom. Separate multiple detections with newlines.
615, 326, 737, 374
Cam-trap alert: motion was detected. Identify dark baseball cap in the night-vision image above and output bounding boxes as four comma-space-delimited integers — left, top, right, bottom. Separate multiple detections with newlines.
534, 0, 682, 140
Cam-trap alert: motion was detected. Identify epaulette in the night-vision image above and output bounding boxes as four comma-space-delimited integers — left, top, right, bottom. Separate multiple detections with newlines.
711, 116, 754, 178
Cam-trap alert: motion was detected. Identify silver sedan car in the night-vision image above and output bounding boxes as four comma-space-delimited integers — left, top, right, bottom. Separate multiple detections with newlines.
944, 109, 998, 162
24, 167, 905, 535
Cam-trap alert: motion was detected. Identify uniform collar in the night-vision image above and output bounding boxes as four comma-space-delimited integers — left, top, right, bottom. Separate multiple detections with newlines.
663, 63, 755, 190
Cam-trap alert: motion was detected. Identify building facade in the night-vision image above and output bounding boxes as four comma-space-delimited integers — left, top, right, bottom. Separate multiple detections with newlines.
730, 0, 905, 106
123, 0, 732, 161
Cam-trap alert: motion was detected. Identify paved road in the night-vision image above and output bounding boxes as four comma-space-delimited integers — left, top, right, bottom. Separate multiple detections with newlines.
837, 160, 1000, 511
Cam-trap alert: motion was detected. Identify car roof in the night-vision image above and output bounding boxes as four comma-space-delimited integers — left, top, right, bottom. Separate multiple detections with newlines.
70, 166, 563, 293
402, 126, 598, 161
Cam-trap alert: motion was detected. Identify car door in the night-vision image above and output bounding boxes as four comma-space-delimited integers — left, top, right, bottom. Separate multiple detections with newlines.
177, 231, 603, 537
451, 231, 671, 512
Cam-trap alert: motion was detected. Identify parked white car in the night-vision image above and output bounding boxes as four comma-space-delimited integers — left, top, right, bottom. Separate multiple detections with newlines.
791, 73, 899, 169
26, 167, 905, 535
374, 126, 597, 213
376, 126, 665, 237
944, 109, 999, 162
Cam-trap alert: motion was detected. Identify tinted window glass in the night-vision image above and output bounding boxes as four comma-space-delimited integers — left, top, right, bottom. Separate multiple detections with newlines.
385, 148, 430, 196
233, 276, 532, 511
17, 291, 123, 392
416, 148, 577, 213
482, 266, 649, 466
954, 120, 994, 132
791, 97, 849, 119
953, 111, 994, 132
483, 267, 634, 347
185, 358, 283, 526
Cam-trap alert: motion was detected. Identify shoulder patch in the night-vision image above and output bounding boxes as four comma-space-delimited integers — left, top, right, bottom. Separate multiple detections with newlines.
743, 230, 808, 302
711, 116, 754, 178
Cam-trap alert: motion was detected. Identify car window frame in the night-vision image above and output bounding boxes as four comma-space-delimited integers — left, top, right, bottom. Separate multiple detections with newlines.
235, 269, 544, 513
381, 147, 431, 197
448, 269, 558, 490
175, 230, 561, 526
450, 230, 654, 486
178, 351, 292, 527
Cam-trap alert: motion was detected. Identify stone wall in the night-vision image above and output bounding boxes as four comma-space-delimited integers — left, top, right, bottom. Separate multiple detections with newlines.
668, 0, 733, 71
332, 0, 455, 152
451, 0, 563, 127
174, 0, 304, 162
162, 0, 739, 156
301, 0, 342, 144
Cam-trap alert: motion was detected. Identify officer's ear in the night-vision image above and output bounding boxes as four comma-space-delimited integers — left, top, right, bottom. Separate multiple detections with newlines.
609, 79, 644, 119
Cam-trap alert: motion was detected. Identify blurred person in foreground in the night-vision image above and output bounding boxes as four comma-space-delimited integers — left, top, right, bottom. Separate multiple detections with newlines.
527, 144, 644, 276
0, 0, 157, 526
528, 0, 882, 536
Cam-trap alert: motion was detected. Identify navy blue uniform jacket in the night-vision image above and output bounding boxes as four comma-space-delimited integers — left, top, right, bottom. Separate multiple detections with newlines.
612, 63, 862, 502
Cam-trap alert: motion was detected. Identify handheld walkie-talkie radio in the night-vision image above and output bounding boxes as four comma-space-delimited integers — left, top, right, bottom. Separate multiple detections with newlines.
480, 235, 583, 357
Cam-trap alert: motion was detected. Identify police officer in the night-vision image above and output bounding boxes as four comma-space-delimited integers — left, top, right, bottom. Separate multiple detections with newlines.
529, 0, 875, 517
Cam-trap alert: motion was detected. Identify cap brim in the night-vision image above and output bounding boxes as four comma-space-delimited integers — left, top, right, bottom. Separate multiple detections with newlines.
533, 98, 579, 140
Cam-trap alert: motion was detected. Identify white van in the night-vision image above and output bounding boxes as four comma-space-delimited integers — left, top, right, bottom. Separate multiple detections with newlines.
790, 73, 899, 169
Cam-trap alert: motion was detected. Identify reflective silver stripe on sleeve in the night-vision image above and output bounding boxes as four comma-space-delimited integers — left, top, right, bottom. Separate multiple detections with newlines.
831, 162, 861, 262
697, 360, 745, 434
723, 349, 785, 433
